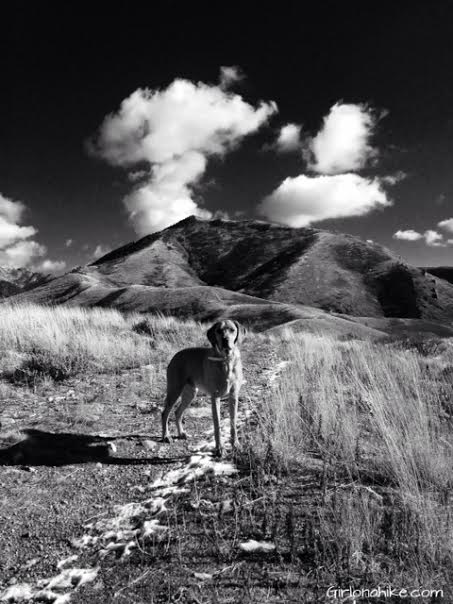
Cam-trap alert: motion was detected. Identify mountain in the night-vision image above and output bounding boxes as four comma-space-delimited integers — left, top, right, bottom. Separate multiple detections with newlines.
422, 266, 453, 285
7, 216, 453, 330
0, 267, 52, 298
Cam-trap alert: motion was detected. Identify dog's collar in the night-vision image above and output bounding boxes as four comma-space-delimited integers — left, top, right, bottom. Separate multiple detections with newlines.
208, 350, 234, 362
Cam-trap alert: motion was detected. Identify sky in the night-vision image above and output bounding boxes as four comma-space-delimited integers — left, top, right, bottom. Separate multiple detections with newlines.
2, 1, 453, 272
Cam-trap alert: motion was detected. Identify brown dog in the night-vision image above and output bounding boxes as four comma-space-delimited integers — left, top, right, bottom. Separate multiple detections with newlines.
161, 320, 243, 457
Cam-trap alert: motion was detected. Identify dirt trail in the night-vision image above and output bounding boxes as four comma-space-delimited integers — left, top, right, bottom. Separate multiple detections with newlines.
0, 342, 280, 603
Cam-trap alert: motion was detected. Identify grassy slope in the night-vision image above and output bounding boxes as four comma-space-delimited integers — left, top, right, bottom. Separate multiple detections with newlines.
0, 305, 452, 601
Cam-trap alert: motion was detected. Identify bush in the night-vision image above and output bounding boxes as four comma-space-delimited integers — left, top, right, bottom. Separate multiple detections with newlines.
8, 345, 88, 384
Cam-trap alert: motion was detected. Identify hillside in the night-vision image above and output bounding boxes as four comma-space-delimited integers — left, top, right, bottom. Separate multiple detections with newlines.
423, 266, 453, 285
0, 267, 51, 298
8, 216, 453, 328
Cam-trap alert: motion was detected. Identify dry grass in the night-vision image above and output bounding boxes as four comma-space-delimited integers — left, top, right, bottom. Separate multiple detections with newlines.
249, 331, 453, 589
0, 303, 204, 384
1, 303, 452, 596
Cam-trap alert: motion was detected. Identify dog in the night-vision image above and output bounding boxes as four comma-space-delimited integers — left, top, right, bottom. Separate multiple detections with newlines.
161, 319, 243, 457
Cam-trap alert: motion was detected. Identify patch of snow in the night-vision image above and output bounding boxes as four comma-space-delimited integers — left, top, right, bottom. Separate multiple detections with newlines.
38, 568, 99, 591
193, 572, 213, 580
0, 569, 98, 604
71, 534, 98, 548
57, 555, 79, 570
0, 583, 33, 602
239, 540, 276, 553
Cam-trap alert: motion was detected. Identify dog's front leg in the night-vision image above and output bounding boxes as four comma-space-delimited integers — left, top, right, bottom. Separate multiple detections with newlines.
211, 395, 222, 457
228, 391, 239, 450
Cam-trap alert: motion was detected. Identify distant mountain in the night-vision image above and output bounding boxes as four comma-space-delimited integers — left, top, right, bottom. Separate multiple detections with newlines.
423, 266, 453, 285
0, 267, 52, 298
8, 217, 453, 329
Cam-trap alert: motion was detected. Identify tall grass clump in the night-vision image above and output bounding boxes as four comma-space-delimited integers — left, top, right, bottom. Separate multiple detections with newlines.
251, 331, 453, 586
258, 333, 453, 490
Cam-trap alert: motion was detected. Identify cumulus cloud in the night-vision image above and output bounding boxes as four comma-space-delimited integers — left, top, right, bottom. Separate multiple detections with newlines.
0, 192, 66, 270
39, 259, 67, 273
424, 229, 445, 247
274, 123, 302, 153
258, 173, 391, 227
393, 228, 448, 247
393, 229, 423, 241
0, 194, 37, 248
0, 193, 28, 224
438, 218, 453, 233
89, 70, 276, 235
0, 240, 46, 268
65, 238, 73, 247
304, 103, 381, 174
0, 217, 37, 248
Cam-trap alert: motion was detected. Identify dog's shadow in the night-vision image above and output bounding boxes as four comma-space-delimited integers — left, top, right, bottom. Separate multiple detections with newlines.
0, 429, 187, 467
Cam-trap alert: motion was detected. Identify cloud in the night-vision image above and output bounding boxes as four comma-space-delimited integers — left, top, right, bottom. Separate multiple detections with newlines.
274, 123, 302, 153
380, 171, 407, 185
0, 192, 68, 269
0, 217, 37, 248
258, 173, 391, 227
0, 240, 46, 268
89, 70, 276, 235
0, 193, 38, 248
93, 244, 112, 259
38, 259, 67, 273
65, 238, 73, 247
393, 229, 423, 241
304, 103, 381, 174
394, 228, 449, 247
424, 229, 445, 247
438, 218, 453, 233
0, 193, 43, 267
219, 66, 244, 88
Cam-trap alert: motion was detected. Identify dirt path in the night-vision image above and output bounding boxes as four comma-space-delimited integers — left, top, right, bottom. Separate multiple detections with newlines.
0, 342, 284, 603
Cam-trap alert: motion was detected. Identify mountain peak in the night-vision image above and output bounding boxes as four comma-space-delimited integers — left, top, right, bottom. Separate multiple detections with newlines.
9, 218, 453, 325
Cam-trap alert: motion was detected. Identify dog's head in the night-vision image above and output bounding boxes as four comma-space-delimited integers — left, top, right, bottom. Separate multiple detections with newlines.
207, 320, 242, 357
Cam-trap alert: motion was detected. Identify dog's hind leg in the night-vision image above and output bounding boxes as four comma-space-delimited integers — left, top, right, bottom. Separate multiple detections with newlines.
175, 384, 197, 439
161, 381, 184, 443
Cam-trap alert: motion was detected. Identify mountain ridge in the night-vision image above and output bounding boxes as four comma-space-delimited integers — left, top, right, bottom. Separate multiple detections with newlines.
0, 267, 52, 298
7, 216, 453, 331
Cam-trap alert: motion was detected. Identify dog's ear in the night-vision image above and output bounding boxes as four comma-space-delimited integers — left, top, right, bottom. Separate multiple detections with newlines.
233, 320, 243, 346
206, 323, 218, 348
